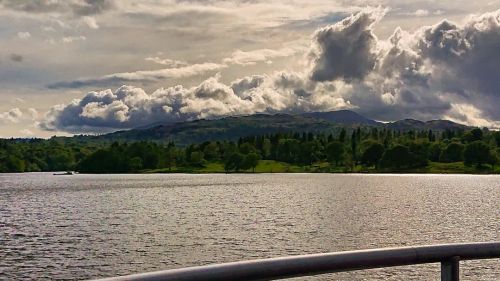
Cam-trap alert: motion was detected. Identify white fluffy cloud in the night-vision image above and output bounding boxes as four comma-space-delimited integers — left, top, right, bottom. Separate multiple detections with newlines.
40, 73, 352, 133
82, 16, 99, 29
0, 108, 23, 123
27, 108, 38, 120
307, 8, 500, 126
42, 8, 500, 133
17, 31, 31, 39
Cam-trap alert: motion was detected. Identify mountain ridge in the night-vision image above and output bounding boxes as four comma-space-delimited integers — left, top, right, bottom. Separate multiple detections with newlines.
90, 110, 470, 145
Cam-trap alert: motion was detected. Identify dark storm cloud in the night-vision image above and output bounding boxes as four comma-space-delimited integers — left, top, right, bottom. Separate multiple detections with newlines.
413, 12, 500, 120
380, 10, 500, 122
308, 8, 500, 123
308, 9, 384, 82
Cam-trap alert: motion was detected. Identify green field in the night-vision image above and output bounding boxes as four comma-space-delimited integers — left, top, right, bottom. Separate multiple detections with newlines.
146, 160, 499, 174
408, 162, 499, 174
147, 160, 305, 173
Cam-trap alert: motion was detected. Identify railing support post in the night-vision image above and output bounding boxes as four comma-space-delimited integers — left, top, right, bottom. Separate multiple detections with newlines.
95, 242, 500, 281
441, 256, 460, 281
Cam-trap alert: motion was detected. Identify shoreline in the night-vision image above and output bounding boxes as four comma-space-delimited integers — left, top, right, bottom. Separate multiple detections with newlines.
4, 161, 498, 175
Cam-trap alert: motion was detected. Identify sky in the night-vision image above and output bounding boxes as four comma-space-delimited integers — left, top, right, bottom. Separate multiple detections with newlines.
1, 0, 500, 138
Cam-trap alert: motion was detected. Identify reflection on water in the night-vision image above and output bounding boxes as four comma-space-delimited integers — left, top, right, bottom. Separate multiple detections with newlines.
0, 173, 499, 280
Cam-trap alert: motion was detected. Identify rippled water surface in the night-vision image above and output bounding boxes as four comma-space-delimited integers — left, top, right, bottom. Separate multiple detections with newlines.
0, 173, 499, 280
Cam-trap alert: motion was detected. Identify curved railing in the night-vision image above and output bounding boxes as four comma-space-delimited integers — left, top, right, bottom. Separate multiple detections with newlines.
95, 242, 500, 281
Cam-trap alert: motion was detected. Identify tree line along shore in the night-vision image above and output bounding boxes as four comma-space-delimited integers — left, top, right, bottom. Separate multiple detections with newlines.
1, 127, 499, 174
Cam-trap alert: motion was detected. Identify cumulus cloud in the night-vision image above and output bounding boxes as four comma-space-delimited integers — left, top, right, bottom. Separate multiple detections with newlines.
404, 10, 500, 122
42, 8, 500, 132
82, 16, 99, 29
307, 8, 500, 126
17, 31, 31, 39
0, 108, 23, 123
308, 8, 386, 82
27, 108, 38, 120
47, 63, 227, 89
40, 72, 351, 133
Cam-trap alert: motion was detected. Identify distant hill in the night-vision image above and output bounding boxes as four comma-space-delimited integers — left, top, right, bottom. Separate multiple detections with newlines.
301, 110, 381, 126
99, 113, 341, 144
89, 110, 470, 145
387, 119, 469, 131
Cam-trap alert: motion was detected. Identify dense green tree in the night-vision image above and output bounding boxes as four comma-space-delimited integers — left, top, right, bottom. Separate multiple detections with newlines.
203, 142, 220, 161
47, 150, 75, 171
351, 131, 358, 164
493, 132, 500, 147
262, 138, 271, 158
326, 141, 345, 166
428, 130, 436, 142
298, 141, 321, 165
276, 139, 300, 163
408, 141, 429, 167
380, 145, 414, 169
2, 126, 499, 174
464, 141, 491, 167
79, 149, 122, 173
5, 155, 26, 172
242, 153, 260, 172
463, 128, 483, 143
164, 147, 176, 171
224, 152, 245, 172
221, 142, 238, 161
129, 157, 143, 172
489, 149, 498, 169
429, 142, 444, 162
189, 151, 205, 167
239, 142, 256, 154
339, 128, 347, 142
361, 142, 384, 168
439, 143, 464, 163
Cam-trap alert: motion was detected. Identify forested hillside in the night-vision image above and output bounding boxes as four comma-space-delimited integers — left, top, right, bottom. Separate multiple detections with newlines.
87, 110, 470, 145
2, 127, 499, 174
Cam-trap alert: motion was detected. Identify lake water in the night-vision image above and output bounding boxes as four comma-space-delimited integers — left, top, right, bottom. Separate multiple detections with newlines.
0, 173, 498, 280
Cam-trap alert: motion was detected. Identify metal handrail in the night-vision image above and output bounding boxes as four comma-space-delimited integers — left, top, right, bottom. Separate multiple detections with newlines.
94, 242, 500, 281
